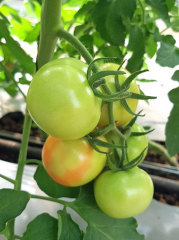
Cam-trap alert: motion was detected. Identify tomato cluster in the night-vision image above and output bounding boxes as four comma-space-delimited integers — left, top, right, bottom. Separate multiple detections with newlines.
27, 58, 153, 219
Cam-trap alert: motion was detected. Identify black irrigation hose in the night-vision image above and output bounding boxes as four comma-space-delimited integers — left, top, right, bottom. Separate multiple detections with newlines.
0, 135, 179, 194
0, 138, 42, 160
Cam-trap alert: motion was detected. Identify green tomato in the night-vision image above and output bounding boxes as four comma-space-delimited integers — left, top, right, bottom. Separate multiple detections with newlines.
42, 135, 107, 187
105, 123, 148, 165
94, 167, 154, 218
27, 58, 101, 140
98, 63, 139, 127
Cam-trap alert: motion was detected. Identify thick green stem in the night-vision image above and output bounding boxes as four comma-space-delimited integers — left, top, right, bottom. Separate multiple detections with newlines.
38, 0, 64, 68
7, 114, 32, 240
57, 29, 94, 65
148, 139, 178, 167
14, 115, 32, 190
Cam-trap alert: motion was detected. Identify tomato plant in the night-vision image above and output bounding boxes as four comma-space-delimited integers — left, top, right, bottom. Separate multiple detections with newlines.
105, 123, 148, 165
94, 167, 154, 219
42, 135, 107, 187
27, 57, 101, 140
98, 63, 139, 127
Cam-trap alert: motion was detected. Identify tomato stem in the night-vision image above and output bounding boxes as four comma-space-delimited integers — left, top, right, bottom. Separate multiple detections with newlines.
0, 174, 16, 184
30, 194, 70, 207
38, 0, 64, 68
6, 113, 32, 240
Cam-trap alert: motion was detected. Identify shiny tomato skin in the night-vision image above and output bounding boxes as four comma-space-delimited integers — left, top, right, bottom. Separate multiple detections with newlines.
105, 123, 148, 165
94, 167, 154, 218
98, 63, 139, 127
42, 136, 107, 187
27, 58, 101, 140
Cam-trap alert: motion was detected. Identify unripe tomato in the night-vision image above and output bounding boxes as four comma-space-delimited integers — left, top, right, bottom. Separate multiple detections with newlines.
27, 58, 101, 140
94, 167, 154, 218
98, 63, 139, 127
42, 135, 108, 187
105, 123, 148, 165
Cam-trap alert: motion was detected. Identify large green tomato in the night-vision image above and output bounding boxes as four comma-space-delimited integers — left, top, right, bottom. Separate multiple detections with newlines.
42, 135, 107, 187
27, 58, 101, 140
94, 167, 154, 218
105, 123, 148, 165
98, 63, 139, 127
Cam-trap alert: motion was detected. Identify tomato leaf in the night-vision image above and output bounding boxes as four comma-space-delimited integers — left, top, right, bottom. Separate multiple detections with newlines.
68, 183, 144, 240
102, 46, 124, 64
0, 189, 30, 232
145, 0, 170, 24
156, 35, 179, 68
0, 20, 35, 74
92, 0, 126, 46
146, 35, 158, 58
171, 70, 179, 81
126, 26, 145, 73
34, 164, 80, 198
114, 0, 136, 20
57, 208, 83, 240
24, 22, 40, 42
165, 0, 175, 11
21, 213, 58, 240
166, 87, 179, 156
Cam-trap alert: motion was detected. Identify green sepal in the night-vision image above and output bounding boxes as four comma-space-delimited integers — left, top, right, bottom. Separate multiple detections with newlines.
121, 147, 147, 170
92, 79, 106, 89
129, 92, 157, 100
113, 147, 121, 168
130, 129, 154, 137
106, 154, 119, 171
115, 74, 121, 91
124, 110, 144, 128
114, 60, 127, 91
93, 139, 126, 149
121, 99, 145, 116
87, 57, 117, 79
121, 70, 148, 89
93, 87, 131, 102
88, 70, 126, 87
85, 136, 108, 154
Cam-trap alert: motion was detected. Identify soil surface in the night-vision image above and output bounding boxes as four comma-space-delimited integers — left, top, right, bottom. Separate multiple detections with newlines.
0, 111, 179, 206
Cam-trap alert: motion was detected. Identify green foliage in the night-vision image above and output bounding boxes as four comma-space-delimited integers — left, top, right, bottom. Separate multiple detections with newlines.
21, 213, 58, 240
166, 87, 179, 156
126, 26, 145, 73
0, 189, 30, 232
58, 209, 83, 240
156, 35, 179, 67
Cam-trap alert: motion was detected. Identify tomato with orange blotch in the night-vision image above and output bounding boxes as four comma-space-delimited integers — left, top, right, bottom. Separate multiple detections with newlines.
42, 136, 108, 187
